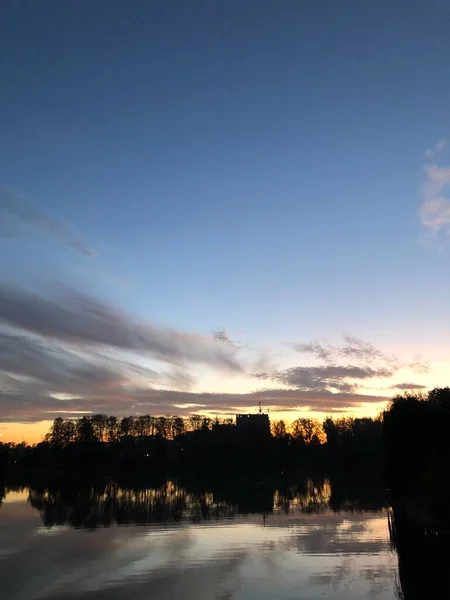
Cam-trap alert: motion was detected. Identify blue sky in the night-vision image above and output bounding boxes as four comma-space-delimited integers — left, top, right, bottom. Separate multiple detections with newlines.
1, 1, 450, 440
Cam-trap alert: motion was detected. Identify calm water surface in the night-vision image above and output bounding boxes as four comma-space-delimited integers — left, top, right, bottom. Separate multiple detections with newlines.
0, 478, 398, 599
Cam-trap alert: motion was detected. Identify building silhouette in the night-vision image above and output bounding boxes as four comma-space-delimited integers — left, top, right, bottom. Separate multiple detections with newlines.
236, 404, 270, 438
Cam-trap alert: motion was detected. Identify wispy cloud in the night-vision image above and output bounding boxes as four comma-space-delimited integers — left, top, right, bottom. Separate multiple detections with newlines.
252, 336, 430, 399
1, 320, 400, 420
213, 329, 248, 350
0, 284, 241, 371
0, 385, 389, 423
0, 284, 246, 423
293, 336, 428, 374
419, 164, 450, 234
0, 187, 93, 256
0, 286, 427, 424
390, 382, 427, 390
294, 336, 385, 363
419, 138, 450, 236
294, 341, 334, 362
424, 137, 448, 159
255, 364, 394, 394
213, 330, 236, 345
0, 329, 169, 397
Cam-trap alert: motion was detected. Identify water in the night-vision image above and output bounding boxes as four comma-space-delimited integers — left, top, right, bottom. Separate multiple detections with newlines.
0, 478, 399, 599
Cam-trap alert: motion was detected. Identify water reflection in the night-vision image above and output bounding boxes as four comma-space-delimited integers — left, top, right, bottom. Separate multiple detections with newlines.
0, 477, 397, 600
21, 477, 388, 529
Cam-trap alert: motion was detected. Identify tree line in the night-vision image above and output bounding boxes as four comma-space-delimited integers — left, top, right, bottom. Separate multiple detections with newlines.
45, 414, 223, 445
8, 384, 450, 476
42, 413, 384, 448
0, 411, 385, 475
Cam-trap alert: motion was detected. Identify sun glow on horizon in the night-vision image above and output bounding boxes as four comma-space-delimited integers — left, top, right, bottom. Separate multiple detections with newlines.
0, 356, 444, 444
0, 401, 394, 444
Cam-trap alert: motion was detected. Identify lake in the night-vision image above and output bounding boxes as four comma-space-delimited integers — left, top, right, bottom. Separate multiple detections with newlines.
0, 477, 400, 599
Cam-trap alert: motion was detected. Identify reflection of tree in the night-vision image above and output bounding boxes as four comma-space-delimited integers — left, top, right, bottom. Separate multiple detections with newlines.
389, 503, 450, 599
28, 481, 238, 528
26, 476, 388, 529
273, 479, 332, 514
0, 483, 26, 508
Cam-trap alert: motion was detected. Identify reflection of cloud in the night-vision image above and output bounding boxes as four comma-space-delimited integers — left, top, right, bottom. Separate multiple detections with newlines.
0, 187, 93, 256
309, 561, 396, 596
0, 490, 396, 600
282, 515, 390, 556
1, 496, 247, 600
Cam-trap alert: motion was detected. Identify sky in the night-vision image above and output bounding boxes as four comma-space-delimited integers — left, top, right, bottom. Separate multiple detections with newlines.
1, 0, 450, 443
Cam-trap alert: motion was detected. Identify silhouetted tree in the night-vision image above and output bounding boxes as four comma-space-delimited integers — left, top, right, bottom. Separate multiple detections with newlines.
45, 417, 76, 446
171, 416, 185, 438
77, 416, 96, 443
106, 416, 120, 443
272, 420, 288, 439
291, 418, 323, 445
119, 416, 136, 439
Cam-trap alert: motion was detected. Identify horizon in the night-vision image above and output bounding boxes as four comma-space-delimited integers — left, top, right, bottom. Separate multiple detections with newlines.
0, 395, 421, 445
2, 1, 450, 443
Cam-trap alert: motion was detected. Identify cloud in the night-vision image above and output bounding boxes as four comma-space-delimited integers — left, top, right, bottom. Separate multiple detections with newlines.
339, 336, 385, 361
293, 336, 386, 364
0, 386, 389, 423
0, 321, 394, 424
403, 359, 429, 374
213, 329, 249, 351
424, 137, 448, 158
0, 288, 420, 426
255, 336, 429, 401
436, 138, 449, 153
0, 284, 248, 426
0, 284, 241, 371
255, 364, 393, 394
213, 330, 235, 345
419, 164, 450, 234
0, 329, 169, 397
293, 336, 428, 374
0, 187, 93, 256
390, 382, 427, 390
294, 342, 333, 362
